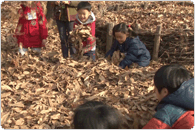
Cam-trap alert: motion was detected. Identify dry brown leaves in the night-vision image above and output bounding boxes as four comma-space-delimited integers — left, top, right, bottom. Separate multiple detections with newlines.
1, 47, 162, 129
1, 1, 194, 129
91, 1, 194, 63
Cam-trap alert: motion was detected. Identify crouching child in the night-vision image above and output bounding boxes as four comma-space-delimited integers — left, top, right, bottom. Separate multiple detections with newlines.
105, 23, 151, 69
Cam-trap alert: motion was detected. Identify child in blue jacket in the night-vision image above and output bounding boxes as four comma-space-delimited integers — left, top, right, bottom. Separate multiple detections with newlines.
105, 23, 151, 69
143, 64, 194, 129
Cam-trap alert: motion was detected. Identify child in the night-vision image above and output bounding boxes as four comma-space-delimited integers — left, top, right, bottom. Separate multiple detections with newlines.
73, 2, 96, 61
73, 101, 121, 129
105, 23, 151, 69
143, 64, 194, 129
15, 1, 48, 55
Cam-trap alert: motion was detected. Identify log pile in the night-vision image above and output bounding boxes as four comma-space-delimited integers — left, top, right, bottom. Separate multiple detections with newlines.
91, 1, 194, 63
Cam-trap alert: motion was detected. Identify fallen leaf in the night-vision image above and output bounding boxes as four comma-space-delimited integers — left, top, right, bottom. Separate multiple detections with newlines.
15, 118, 24, 126
1, 85, 13, 91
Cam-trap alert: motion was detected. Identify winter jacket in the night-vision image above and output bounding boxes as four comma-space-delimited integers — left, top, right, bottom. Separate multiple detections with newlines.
143, 78, 194, 129
52, 1, 79, 21
105, 37, 151, 68
15, 3, 48, 48
73, 12, 96, 53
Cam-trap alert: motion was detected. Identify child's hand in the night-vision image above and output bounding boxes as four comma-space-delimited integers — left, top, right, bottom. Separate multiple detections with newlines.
16, 32, 25, 36
55, 1, 60, 5
61, 1, 69, 4
42, 39, 47, 46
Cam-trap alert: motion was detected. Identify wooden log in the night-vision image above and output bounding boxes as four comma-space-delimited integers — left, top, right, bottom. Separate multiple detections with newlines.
106, 23, 114, 53
135, 23, 140, 34
152, 24, 162, 61
143, 2, 148, 10
115, 5, 119, 11
98, 4, 106, 17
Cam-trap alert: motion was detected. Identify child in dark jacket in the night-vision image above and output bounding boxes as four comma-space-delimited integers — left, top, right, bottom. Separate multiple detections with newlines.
105, 23, 150, 69
15, 1, 48, 55
73, 2, 96, 61
143, 64, 194, 129
73, 101, 121, 129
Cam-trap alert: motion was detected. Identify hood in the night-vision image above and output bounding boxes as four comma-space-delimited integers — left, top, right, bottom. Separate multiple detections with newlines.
21, 4, 27, 10
76, 11, 96, 25
156, 78, 194, 111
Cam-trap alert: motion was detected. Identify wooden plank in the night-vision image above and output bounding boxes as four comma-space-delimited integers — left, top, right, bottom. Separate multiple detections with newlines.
152, 24, 162, 61
106, 23, 114, 53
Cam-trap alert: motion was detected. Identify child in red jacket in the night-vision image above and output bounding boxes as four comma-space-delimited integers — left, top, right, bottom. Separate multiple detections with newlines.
73, 2, 96, 61
15, 1, 48, 55
143, 64, 194, 129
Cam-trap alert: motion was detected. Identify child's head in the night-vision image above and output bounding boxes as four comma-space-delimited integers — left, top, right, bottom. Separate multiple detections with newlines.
73, 101, 121, 129
113, 23, 130, 44
77, 2, 92, 23
154, 64, 193, 102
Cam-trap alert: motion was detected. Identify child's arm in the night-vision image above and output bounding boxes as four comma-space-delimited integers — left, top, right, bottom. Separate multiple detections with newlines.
81, 22, 96, 53
14, 9, 25, 46
143, 118, 171, 129
105, 40, 118, 58
82, 36, 96, 54
38, 6, 48, 43
60, 1, 80, 7
119, 45, 138, 68
91, 21, 95, 37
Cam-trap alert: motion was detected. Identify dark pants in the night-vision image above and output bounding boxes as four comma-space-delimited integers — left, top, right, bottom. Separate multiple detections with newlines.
83, 51, 96, 61
56, 20, 75, 58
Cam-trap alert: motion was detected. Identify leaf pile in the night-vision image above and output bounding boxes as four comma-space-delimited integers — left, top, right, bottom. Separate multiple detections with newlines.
1, 1, 194, 129
68, 24, 92, 59
1, 45, 161, 129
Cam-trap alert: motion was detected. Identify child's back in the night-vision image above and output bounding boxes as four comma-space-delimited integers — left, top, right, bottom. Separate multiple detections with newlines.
143, 64, 194, 129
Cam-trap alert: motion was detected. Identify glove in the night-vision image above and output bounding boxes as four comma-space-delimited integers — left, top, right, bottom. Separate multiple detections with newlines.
105, 51, 111, 58
119, 60, 127, 69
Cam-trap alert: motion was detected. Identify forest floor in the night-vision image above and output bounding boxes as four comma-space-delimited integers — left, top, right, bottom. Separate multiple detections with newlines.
1, 1, 194, 129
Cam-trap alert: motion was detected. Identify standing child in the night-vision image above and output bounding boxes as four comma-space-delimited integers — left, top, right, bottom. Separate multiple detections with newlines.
73, 2, 96, 61
143, 64, 194, 129
105, 23, 151, 69
73, 101, 121, 129
15, 1, 48, 55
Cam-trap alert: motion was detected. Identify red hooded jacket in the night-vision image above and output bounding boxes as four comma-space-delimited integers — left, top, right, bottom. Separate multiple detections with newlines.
143, 78, 194, 129
73, 12, 96, 53
15, 2, 48, 48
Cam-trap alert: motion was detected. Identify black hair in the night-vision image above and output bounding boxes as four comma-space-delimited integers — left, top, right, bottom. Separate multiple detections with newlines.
77, 2, 91, 12
73, 101, 121, 129
154, 64, 193, 94
113, 23, 137, 38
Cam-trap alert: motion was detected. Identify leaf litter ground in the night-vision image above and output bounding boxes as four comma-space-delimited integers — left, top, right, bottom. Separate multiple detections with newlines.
1, 1, 194, 129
